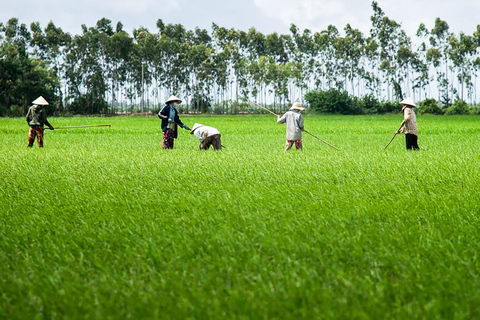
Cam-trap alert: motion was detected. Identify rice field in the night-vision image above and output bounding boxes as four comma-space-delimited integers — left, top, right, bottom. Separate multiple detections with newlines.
1, 114, 480, 319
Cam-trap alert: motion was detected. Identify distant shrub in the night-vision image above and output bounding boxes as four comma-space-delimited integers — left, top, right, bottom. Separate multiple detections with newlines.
445, 99, 470, 115
0, 104, 7, 117
360, 94, 382, 114
7, 105, 24, 117
380, 100, 399, 113
305, 89, 363, 114
418, 98, 443, 115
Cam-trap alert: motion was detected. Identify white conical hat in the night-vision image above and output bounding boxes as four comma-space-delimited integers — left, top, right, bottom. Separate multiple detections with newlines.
289, 102, 305, 111
165, 95, 182, 104
190, 123, 204, 134
400, 97, 416, 108
32, 96, 49, 105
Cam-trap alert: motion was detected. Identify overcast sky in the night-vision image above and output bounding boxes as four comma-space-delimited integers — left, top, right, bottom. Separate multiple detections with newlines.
2, 0, 480, 38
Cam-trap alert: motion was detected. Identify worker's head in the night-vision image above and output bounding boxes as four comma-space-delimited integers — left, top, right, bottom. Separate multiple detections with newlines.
190, 123, 203, 134
400, 97, 417, 111
289, 102, 305, 112
32, 96, 49, 106
165, 95, 182, 105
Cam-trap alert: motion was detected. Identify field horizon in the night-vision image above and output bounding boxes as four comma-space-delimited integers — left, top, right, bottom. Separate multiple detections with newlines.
1, 114, 480, 319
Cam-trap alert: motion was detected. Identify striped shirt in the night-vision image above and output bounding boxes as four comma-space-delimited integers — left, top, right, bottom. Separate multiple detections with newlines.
400, 107, 418, 136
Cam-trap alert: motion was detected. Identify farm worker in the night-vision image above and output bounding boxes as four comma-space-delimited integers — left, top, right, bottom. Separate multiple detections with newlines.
277, 102, 305, 151
158, 95, 190, 149
395, 97, 419, 150
190, 123, 222, 150
26, 96, 54, 148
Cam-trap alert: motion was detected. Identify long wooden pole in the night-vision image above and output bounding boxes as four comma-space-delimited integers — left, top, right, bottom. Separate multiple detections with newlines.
384, 125, 403, 149
52, 125, 111, 129
244, 98, 279, 117
302, 129, 341, 151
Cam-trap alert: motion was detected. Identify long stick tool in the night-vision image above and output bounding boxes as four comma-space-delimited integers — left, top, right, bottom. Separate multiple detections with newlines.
384, 125, 403, 149
52, 125, 111, 129
302, 129, 341, 151
244, 97, 340, 151
243, 98, 280, 117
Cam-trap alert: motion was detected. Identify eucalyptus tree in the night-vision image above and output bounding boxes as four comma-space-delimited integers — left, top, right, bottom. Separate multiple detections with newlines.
245, 27, 267, 101
264, 31, 289, 104
473, 25, 480, 102
156, 22, 192, 98
448, 32, 476, 101
65, 21, 111, 114
109, 22, 133, 111
360, 36, 380, 97
289, 24, 316, 102
313, 25, 341, 90
133, 27, 158, 111
370, 1, 411, 100
427, 18, 452, 104
335, 24, 365, 96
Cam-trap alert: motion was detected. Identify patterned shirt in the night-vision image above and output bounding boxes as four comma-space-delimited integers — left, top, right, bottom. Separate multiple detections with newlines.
399, 107, 418, 136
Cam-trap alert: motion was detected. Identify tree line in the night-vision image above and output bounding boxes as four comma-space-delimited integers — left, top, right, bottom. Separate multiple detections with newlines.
2, 1, 480, 116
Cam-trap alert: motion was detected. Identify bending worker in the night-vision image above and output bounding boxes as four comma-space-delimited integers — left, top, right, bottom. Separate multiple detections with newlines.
395, 97, 419, 150
190, 123, 222, 150
277, 102, 305, 151
26, 96, 54, 148
158, 95, 190, 149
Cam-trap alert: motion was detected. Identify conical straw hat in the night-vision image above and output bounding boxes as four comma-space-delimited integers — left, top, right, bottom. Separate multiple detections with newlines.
165, 95, 182, 104
289, 102, 305, 111
190, 123, 204, 134
32, 96, 49, 105
400, 97, 416, 108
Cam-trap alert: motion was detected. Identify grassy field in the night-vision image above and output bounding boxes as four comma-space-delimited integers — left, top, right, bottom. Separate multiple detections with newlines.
1, 113, 480, 319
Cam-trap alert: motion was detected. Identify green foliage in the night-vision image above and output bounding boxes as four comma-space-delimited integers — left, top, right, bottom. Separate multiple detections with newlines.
305, 89, 363, 114
445, 99, 471, 115
2, 115, 480, 319
418, 98, 444, 114
305, 90, 398, 115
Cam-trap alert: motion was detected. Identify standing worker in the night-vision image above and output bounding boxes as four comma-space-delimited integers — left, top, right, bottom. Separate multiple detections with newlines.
26, 96, 54, 148
396, 97, 419, 150
190, 123, 222, 150
277, 102, 305, 151
158, 95, 190, 149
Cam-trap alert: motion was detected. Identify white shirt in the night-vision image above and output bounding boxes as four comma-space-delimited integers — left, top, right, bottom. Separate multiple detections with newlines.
277, 110, 304, 140
193, 126, 220, 141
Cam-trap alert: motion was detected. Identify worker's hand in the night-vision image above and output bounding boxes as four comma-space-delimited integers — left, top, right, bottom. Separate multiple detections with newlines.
49, 126, 54, 130
183, 125, 191, 131
168, 119, 173, 123
277, 115, 280, 119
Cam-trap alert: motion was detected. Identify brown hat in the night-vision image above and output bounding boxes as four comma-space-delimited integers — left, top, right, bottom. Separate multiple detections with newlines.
32, 96, 49, 106
165, 95, 182, 104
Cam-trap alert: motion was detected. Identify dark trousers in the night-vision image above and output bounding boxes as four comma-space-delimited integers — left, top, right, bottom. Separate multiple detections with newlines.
200, 134, 222, 150
405, 133, 419, 150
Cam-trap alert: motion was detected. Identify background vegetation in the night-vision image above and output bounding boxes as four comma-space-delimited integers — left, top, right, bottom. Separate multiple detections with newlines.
2, 1, 480, 115
1, 114, 480, 319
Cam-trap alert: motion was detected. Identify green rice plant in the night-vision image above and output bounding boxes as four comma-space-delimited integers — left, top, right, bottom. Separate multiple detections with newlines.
1, 114, 480, 319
